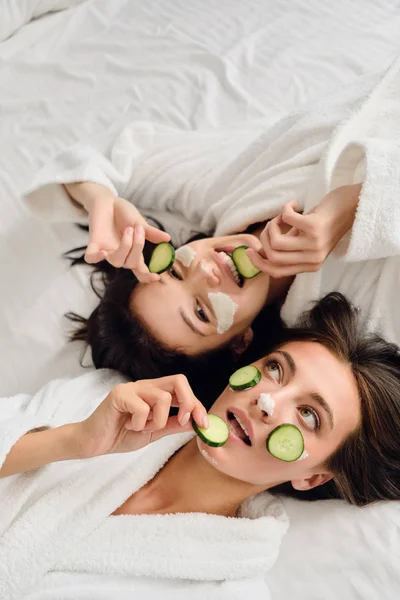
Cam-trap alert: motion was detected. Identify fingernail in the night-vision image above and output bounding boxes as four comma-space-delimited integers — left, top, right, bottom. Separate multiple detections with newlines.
201, 415, 209, 429
126, 227, 133, 236
180, 412, 191, 426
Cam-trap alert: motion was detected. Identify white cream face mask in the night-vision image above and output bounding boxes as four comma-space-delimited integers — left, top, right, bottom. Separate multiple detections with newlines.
199, 447, 219, 466
257, 393, 275, 416
297, 450, 309, 461
175, 245, 196, 268
208, 292, 238, 335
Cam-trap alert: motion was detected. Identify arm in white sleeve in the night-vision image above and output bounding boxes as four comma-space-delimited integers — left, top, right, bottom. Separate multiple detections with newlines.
325, 56, 400, 262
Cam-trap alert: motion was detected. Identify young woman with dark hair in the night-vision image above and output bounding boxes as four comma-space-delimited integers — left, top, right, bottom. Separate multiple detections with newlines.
2, 293, 400, 599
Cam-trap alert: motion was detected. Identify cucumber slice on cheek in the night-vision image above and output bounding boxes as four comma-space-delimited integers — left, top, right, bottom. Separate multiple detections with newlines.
148, 242, 176, 274
266, 424, 304, 462
232, 246, 261, 279
192, 414, 230, 447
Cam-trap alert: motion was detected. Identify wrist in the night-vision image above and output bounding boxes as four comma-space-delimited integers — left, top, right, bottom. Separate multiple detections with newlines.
64, 182, 116, 212
52, 423, 85, 461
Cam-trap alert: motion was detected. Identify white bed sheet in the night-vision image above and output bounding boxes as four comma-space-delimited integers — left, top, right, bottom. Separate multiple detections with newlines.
1, 0, 400, 598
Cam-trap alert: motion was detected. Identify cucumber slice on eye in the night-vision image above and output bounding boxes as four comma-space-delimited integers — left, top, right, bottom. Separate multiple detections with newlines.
266, 424, 304, 462
148, 242, 176, 274
192, 414, 230, 447
232, 246, 261, 279
229, 365, 262, 391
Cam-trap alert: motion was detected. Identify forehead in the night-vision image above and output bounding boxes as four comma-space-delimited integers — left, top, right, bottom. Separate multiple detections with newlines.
274, 340, 361, 428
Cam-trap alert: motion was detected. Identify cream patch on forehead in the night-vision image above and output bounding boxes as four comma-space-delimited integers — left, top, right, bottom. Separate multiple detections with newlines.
208, 292, 238, 335
175, 245, 197, 268
257, 393, 275, 416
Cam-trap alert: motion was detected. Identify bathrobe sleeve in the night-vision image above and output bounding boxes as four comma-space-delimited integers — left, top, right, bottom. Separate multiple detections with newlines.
319, 55, 400, 262
23, 71, 375, 240
0, 370, 122, 470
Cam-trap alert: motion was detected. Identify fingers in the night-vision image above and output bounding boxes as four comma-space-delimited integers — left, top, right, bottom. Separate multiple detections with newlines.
104, 227, 135, 268
141, 374, 209, 430
85, 242, 107, 264
123, 225, 160, 283
150, 415, 193, 443
280, 202, 314, 233
144, 225, 171, 244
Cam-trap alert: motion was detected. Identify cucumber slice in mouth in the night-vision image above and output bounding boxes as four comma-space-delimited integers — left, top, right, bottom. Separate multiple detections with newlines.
229, 365, 262, 391
232, 246, 261, 279
148, 242, 176, 274
266, 424, 304, 462
192, 414, 229, 447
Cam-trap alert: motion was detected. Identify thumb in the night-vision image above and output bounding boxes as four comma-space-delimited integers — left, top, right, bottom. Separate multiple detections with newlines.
144, 225, 171, 244
150, 416, 193, 443
85, 242, 106, 264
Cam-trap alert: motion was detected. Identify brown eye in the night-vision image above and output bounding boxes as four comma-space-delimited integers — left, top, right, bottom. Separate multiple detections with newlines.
265, 360, 281, 382
195, 302, 209, 323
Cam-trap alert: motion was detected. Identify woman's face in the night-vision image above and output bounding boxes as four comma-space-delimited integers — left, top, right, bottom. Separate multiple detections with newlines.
130, 235, 271, 355
200, 340, 361, 492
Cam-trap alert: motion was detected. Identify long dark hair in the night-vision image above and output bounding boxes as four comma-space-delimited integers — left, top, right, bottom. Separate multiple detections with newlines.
64, 230, 283, 406
270, 292, 400, 507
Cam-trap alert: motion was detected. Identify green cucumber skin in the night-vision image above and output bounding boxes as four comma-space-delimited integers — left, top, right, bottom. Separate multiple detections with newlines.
229, 366, 262, 391
192, 418, 229, 448
232, 246, 261, 279
266, 424, 304, 462
148, 243, 176, 274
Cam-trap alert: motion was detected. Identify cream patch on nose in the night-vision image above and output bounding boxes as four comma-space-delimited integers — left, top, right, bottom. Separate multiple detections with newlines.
175, 245, 197, 267
257, 393, 275, 416
208, 292, 238, 335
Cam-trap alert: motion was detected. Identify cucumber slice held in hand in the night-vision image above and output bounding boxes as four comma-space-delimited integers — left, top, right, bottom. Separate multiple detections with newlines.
266, 424, 304, 462
192, 414, 230, 447
232, 246, 261, 279
229, 365, 262, 391
148, 242, 176, 274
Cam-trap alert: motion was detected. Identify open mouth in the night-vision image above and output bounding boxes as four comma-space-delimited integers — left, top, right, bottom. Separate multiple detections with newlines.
227, 411, 252, 446
216, 251, 244, 287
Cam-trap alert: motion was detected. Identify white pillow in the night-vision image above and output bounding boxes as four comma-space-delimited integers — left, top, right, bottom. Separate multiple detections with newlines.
0, 0, 85, 42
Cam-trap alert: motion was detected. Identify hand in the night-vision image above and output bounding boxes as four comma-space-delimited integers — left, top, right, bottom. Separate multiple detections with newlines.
246, 184, 361, 278
74, 375, 210, 459
64, 182, 170, 283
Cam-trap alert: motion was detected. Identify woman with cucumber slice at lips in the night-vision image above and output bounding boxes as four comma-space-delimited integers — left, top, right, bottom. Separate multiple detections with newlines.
2, 293, 400, 599
23, 56, 400, 399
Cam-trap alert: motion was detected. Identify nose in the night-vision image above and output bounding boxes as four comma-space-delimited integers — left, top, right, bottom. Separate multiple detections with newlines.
197, 259, 220, 288
253, 390, 291, 427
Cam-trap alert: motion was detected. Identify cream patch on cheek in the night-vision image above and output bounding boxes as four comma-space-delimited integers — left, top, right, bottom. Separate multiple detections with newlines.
257, 393, 275, 416
200, 447, 219, 466
208, 292, 238, 335
175, 245, 196, 268
297, 450, 309, 461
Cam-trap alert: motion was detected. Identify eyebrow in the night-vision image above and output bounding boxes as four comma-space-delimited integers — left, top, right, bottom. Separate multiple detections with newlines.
179, 308, 206, 337
275, 350, 334, 430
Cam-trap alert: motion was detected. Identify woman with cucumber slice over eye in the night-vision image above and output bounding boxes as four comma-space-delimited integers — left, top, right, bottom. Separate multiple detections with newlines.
2, 294, 400, 599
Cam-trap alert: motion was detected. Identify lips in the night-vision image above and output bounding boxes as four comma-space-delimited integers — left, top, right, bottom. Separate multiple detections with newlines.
214, 251, 244, 287
226, 408, 254, 446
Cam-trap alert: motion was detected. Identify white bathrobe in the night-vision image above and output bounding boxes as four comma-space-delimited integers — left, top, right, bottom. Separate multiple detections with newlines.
24, 55, 400, 344
0, 370, 288, 600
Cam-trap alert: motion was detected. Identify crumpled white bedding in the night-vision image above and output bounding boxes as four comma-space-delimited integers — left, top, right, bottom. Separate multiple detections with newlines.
1, 0, 400, 599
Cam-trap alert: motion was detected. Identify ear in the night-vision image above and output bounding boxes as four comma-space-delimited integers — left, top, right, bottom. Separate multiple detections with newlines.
229, 327, 254, 358
291, 471, 333, 492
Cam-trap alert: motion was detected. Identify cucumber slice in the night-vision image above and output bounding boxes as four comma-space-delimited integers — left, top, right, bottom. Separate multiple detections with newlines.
229, 365, 261, 391
148, 242, 175, 274
192, 414, 229, 447
266, 424, 304, 462
232, 246, 261, 279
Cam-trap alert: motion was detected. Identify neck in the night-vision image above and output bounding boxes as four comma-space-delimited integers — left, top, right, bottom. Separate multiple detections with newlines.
146, 439, 265, 517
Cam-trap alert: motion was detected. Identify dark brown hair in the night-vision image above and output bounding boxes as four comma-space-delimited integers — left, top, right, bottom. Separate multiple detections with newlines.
271, 292, 400, 507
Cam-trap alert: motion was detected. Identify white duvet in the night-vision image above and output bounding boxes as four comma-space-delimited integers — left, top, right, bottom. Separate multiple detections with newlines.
2, 1, 400, 599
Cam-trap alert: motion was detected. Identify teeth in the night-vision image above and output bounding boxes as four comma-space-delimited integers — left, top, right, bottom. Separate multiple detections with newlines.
235, 415, 250, 438
218, 252, 241, 285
